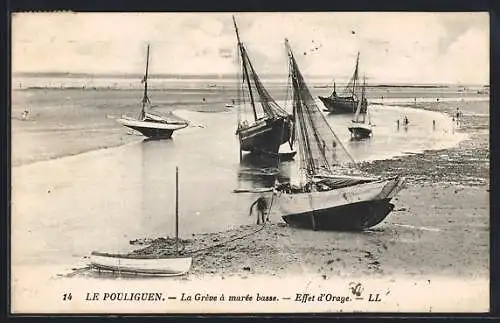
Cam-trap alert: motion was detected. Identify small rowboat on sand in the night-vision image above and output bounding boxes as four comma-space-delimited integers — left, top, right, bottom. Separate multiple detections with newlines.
89, 251, 192, 276
90, 167, 192, 276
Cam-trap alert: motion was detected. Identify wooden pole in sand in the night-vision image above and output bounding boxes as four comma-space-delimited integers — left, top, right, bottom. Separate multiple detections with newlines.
175, 166, 179, 255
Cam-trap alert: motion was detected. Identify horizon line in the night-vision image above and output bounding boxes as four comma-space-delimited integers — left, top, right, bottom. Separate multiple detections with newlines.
11, 71, 488, 86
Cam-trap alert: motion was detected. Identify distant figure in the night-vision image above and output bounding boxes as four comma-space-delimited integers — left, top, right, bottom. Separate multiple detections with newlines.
455, 107, 461, 125
21, 109, 29, 120
396, 119, 400, 129
202, 97, 206, 103
432, 119, 436, 130
404, 116, 409, 126
436, 98, 440, 102
249, 196, 268, 224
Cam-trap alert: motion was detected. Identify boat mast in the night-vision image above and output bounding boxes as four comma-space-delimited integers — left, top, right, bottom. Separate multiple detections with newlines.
139, 44, 150, 120
233, 16, 258, 121
351, 52, 360, 99
362, 75, 366, 123
175, 166, 179, 255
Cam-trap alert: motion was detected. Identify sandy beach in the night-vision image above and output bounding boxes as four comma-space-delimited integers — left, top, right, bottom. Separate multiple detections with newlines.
112, 94, 488, 281
11, 86, 490, 312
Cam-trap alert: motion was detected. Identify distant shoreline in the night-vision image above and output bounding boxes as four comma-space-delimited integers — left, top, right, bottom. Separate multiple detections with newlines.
12, 72, 488, 88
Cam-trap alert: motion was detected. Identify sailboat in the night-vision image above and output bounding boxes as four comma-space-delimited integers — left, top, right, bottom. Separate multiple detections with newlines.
318, 52, 368, 115
348, 76, 372, 139
232, 16, 294, 158
89, 166, 192, 276
275, 39, 405, 231
117, 45, 189, 140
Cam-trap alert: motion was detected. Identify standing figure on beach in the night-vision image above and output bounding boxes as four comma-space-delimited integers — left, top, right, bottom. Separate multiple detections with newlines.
396, 119, 400, 130
249, 196, 268, 224
455, 107, 461, 125
21, 109, 29, 120
404, 116, 409, 126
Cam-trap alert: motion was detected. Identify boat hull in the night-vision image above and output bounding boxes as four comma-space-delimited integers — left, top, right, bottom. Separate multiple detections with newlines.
282, 199, 394, 231
348, 123, 372, 139
319, 96, 367, 115
117, 118, 188, 140
279, 150, 297, 161
278, 177, 404, 231
238, 117, 291, 155
89, 252, 192, 276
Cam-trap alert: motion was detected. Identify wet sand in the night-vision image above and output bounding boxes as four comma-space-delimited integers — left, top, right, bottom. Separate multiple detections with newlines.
11, 88, 233, 166
129, 185, 488, 280
122, 97, 489, 281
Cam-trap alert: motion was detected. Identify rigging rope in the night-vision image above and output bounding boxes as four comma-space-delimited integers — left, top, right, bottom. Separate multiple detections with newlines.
288, 44, 359, 170
185, 223, 267, 256
186, 188, 278, 256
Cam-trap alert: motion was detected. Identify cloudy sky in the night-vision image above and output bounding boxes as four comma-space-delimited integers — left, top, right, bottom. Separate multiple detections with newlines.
12, 12, 489, 84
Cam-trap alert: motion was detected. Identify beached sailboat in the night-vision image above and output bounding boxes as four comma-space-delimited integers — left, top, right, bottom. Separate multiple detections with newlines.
232, 16, 294, 158
348, 76, 372, 139
318, 52, 367, 115
90, 167, 192, 276
117, 45, 189, 139
275, 39, 405, 231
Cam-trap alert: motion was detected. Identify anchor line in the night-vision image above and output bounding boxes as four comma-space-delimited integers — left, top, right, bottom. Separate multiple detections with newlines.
184, 223, 267, 256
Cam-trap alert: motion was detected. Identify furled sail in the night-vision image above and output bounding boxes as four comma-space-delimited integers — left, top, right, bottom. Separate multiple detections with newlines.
336, 52, 360, 98
285, 39, 366, 183
138, 44, 151, 120
286, 39, 341, 176
234, 17, 289, 122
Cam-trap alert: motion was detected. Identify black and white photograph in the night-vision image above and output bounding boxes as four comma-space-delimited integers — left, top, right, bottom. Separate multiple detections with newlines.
10, 12, 489, 313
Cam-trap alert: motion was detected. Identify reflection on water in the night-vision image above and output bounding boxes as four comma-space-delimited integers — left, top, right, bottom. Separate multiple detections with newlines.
12, 103, 468, 265
237, 152, 292, 190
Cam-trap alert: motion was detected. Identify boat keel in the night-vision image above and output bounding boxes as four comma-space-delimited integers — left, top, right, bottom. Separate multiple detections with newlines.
282, 198, 394, 231
126, 125, 175, 140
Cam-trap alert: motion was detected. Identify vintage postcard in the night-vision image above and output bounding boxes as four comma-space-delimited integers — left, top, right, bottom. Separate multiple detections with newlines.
10, 12, 489, 314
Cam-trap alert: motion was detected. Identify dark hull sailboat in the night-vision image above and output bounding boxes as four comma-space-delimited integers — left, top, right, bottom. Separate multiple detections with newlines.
238, 117, 292, 155
117, 45, 189, 140
282, 199, 394, 231
347, 77, 372, 140
319, 53, 367, 115
348, 123, 372, 139
233, 16, 293, 157
319, 95, 367, 114
279, 176, 404, 230
276, 40, 405, 231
